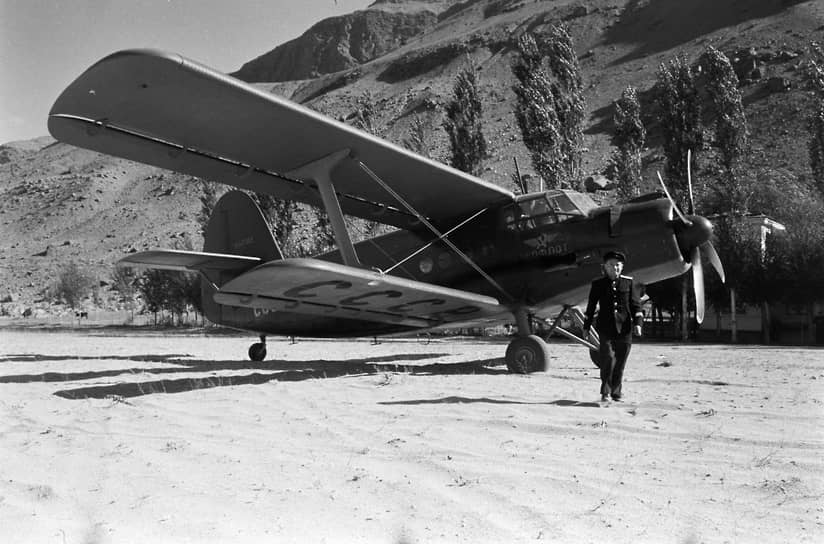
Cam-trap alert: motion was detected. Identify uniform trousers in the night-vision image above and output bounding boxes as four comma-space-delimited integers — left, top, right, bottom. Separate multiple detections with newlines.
598, 336, 631, 398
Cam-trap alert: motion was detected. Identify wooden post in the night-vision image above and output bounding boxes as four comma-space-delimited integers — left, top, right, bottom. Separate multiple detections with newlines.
681, 277, 689, 341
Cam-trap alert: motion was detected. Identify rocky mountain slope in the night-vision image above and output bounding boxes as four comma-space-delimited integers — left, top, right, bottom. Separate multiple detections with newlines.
1, 0, 822, 316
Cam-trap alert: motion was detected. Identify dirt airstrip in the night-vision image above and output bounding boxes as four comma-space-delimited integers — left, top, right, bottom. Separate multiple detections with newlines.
0, 329, 822, 543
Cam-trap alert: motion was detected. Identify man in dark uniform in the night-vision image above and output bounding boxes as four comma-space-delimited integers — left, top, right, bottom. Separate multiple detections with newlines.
582, 251, 644, 402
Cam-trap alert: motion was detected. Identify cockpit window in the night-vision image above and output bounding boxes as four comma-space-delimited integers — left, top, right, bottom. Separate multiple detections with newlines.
503, 190, 594, 231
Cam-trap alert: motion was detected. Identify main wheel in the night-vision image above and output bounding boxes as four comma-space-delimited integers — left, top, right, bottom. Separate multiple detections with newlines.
248, 342, 267, 362
505, 335, 550, 374
589, 349, 601, 368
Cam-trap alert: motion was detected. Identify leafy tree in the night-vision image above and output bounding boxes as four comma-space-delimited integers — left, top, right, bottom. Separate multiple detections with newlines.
806, 42, 824, 197
654, 55, 703, 210
544, 24, 585, 184
698, 46, 756, 341
52, 262, 95, 309
197, 179, 222, 237
403, 115, 431, 158
701, 46, 749, 214
110, 265, 137, 302
654, 55, 704, 340
136, 269, 170, 325
251, 193, 298, 250
512, 32, 563, 188
353, 90, 379, 136
444, 60, 488, 176
763, 192, 824, 343
611, 86, 645, 201
811, 104, 824, 197
512, 27, 585, 189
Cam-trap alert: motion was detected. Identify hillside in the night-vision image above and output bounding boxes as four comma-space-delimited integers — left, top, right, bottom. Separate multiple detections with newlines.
1, 0, 822, 316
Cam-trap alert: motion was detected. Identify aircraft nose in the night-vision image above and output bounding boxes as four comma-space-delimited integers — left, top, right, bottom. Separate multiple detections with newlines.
675, 215, 713, 255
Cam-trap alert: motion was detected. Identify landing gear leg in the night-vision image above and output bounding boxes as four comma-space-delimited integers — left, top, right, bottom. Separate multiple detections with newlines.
505, 308, 550, 374
566, 307, 601, 368
539, 306, 601, 368
249, 334, 267, 362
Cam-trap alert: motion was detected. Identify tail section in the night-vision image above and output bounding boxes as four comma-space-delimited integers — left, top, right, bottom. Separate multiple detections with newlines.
204, 190, 282, 260
201, 190, 282, 324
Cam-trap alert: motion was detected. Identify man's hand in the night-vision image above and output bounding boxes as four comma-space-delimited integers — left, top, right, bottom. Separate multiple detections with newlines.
633, 325, 642, 337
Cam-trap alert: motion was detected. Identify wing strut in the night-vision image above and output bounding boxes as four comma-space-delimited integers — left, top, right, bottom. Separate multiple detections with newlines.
286, 149, 361, 267
382, 207, 488, 275
357, 160, 515, 303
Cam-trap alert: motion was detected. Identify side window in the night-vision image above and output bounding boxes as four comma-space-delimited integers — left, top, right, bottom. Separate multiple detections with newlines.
546, 193, 581, 221
519, 197, 557, 228
503, 199, 559, 230
502, 206, 519, 231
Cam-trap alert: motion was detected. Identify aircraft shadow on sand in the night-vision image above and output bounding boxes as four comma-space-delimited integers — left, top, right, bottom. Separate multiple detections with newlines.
0, 353, 508, 399
380, 397, 601, 408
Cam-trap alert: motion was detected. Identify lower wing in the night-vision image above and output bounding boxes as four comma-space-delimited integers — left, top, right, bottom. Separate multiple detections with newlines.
213, 258, 505, 330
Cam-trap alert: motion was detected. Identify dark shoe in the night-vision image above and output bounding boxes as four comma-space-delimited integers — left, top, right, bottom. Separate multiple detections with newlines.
612, 396, 623, 402
600, 395, 610, 402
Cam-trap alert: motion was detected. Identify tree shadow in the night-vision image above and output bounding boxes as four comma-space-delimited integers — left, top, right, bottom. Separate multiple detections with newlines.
0, 352, 509, 399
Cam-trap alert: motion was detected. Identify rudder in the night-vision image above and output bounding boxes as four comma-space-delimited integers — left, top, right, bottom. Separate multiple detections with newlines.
201, 191, 282, 324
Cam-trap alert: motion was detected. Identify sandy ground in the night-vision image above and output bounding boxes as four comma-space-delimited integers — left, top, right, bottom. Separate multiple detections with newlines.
0, 329, 822, 544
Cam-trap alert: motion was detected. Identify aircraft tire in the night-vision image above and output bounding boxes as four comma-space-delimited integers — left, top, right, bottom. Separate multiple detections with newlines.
249, 342, 267, 362
589, 349, 601, 368
505, 335, 549, 374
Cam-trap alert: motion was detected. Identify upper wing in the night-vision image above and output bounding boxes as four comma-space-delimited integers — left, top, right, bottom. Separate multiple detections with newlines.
118, 249, 261, 273
48, 49, 514, 230
213, 258, 507, 329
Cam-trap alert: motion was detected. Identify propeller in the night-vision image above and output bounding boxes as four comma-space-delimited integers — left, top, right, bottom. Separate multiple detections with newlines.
690, 246, 705, 323
686, 148, 695, 215
656, 150, 725, 324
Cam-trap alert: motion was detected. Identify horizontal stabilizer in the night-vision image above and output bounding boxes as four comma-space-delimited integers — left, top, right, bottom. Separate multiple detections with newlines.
118, 249, 261, 273
214, 258, 505, 328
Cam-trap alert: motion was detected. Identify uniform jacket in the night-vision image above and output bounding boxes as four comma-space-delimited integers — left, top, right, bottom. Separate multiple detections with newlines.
583, 275, 643, 339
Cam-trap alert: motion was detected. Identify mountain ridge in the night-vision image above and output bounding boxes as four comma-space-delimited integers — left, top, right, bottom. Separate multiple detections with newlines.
1, 0, 821, 316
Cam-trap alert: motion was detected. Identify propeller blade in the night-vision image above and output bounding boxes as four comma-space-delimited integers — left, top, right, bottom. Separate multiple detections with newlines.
701, 241, 725, 284
691, 246, 705, 324
656, 171, 691, 225
686, 149, 695, 215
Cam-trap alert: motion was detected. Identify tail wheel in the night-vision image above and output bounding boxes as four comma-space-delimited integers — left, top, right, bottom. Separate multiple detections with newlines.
249, 342, 267, 362
505, 335, 550, 374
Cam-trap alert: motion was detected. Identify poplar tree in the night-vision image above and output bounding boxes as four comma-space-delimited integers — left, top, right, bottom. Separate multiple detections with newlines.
404, 115, 431, 158
702, 46, 749, 213
512, 32, 563, 188
611, 86, 645, 201
252, 193, 298, 251
654, 55, 703, 210
354, 90, 379, 136
654, 55, 703, 341
545, 24, 585, 183
807, 42, 824, 196
512, 26, 585, 189
444, 62, 487, 176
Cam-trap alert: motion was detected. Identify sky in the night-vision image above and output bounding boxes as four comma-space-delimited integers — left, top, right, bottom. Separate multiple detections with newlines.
1, 0, 373, 145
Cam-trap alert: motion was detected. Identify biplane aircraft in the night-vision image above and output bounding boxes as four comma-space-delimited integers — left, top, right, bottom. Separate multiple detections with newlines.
48, 49, 724, 372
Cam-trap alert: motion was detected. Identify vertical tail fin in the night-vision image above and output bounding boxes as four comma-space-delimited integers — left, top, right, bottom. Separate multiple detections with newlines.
201, 191, 282, 323
204, 190, 282, 260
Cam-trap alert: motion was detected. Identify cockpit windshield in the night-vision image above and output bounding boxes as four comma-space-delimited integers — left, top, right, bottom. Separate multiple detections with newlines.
502, 189, 596, 231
